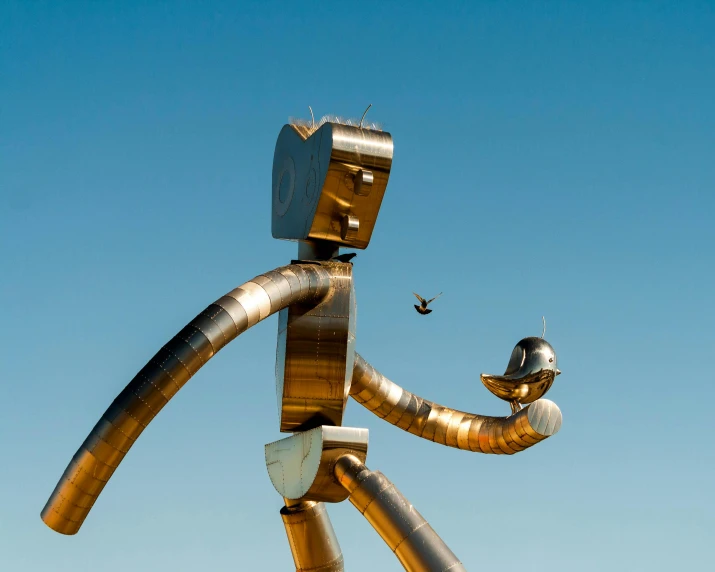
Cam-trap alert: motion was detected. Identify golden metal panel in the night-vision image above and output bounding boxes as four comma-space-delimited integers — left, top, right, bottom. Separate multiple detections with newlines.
456, 414, 473, 450
445, 411, 465, 448
500, 423, 526, 453
334, 458, 389, 515
280, 501, 344, 572
407, 397, 432, 436
167, 338, 204, 376
287, 265, 310, 296
394, 522, 466, 572
503, 420, 531, 449
237, 282, 273, 320
41, 508, 77, 535
82, 432, 124, 468
50, 491, 94, 522
152, 347, 191, 387
133, 375, 170, 412
479, 419, 498, 454
515, 412, 543, 444
137, 363, 177, 400
73, 447, 114, 481
375, 381, 402, 420
362, 481, 426, 550
276, 262, 354, 432
117, 388, 156, 427
91, 417, 134, 453
201, 303, 238, 340
103, 405, 145, 437
361, 370, 388, 412
384, 388, 411, 425
251, 275, 283, 313
214, 295, 249, 334
421, 407, 442, 442
491, 420, 514, 455
54, 479, 97, 509
186, 313, 225, 352
467, 417, 487, 452
433, 408, 454, 445
177, 326, 214, 363
264, 271, 293, 308
278, 267, 302, 294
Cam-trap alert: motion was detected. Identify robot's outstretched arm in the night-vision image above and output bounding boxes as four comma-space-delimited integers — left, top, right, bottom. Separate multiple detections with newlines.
41, 264, 332, 535
351, 353, 562, 454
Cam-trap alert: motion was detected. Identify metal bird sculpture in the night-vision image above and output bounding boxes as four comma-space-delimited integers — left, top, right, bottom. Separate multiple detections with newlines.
480, 336, 561, 415
413, 292, 442, 315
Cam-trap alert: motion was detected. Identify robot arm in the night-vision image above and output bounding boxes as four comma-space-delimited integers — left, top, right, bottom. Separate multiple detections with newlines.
351, 353, 562, 454
41, 264, 332, 535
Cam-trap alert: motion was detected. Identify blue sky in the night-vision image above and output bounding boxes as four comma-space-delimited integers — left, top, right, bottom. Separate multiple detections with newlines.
2, 1, 713, 570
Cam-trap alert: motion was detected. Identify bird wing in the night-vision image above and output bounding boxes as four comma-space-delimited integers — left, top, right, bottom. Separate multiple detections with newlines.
413, 292, 426, 304
426, 292, 443, 304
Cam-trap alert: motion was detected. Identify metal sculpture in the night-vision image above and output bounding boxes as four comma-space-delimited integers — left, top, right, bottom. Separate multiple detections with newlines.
41, 109, 564, 572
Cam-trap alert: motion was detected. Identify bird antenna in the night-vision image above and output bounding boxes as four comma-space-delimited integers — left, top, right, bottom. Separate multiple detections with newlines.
308, 106, 315, 129
359, 103, 372, 129
541, 316, 546, 338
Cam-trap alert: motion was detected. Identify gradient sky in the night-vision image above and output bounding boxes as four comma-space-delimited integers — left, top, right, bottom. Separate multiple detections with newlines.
2, 1, 714, 570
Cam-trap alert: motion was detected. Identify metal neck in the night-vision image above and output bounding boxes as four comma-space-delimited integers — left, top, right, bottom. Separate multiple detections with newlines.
297, 240, 339, 261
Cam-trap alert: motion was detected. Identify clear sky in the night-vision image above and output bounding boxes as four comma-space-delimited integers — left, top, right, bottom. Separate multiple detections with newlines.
2, 1, 713, 570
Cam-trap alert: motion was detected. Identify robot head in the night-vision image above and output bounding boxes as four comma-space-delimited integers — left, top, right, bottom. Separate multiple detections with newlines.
271, 113, 394, 250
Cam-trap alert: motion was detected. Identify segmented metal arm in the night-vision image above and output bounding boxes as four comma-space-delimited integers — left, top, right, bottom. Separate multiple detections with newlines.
42, 264, 331, 535
350, 354, 562, 454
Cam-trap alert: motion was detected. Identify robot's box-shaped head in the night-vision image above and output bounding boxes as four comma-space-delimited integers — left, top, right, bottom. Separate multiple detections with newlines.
272, 118, 393, 250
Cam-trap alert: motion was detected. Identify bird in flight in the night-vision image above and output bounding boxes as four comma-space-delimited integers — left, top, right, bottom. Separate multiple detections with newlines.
413, 292, 442, 315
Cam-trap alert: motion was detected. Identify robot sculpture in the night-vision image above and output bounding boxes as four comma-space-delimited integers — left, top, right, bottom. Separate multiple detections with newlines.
41, 110, 563, 571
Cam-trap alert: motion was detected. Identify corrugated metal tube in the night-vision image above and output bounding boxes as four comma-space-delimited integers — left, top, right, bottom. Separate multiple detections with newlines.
41, 264, 331, 535
351, 353, 562, 454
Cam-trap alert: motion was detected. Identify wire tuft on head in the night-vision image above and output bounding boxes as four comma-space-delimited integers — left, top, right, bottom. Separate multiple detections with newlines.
289, 110, 382, 138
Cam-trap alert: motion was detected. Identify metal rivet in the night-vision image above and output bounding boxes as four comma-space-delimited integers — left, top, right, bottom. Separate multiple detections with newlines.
341, 215, 360, 241
354, 170, 374, 197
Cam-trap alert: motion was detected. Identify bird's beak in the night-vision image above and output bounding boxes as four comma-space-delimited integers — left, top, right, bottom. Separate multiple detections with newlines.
556, 369, 562, 376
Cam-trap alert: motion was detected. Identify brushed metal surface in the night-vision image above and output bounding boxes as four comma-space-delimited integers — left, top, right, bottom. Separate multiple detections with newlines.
334, 454, 465, 572
42, 111, 568, 572
351, 353, 562, 454
276, 261, 356, 432
281, 501, 344, 572
41, 264, 332, 535
265, 426, 368, 503
480, 336, 561, 414
353, 169, 373, 196
272, 121, 393, 249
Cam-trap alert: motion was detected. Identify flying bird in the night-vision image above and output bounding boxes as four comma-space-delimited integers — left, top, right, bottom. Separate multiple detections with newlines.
480, 336, 561, 415
413, 292, 442, 315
